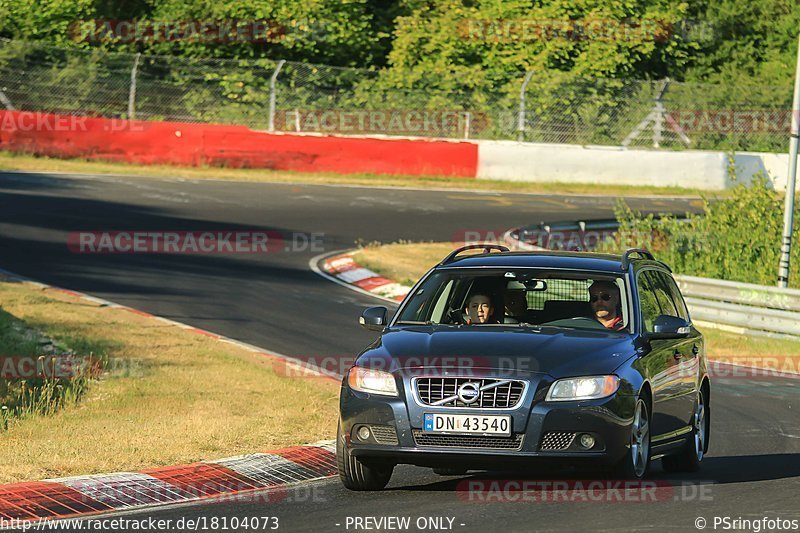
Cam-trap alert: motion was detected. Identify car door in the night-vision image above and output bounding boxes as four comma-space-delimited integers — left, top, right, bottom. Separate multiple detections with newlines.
636, 269, 689, 437
660, 271, 703, 426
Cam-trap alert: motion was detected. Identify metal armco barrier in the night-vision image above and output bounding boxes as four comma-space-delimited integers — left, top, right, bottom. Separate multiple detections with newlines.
675, 275, 800, 338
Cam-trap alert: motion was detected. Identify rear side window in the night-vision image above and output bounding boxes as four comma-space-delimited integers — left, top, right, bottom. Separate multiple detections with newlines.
645, 271, 679, 318
637, 271, 661, 332
662, 274, 691, 321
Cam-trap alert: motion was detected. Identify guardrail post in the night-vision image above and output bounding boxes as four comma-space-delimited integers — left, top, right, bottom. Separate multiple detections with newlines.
268, 60, 286, 132
778, 33, 800, 288
127, 53, 141, 120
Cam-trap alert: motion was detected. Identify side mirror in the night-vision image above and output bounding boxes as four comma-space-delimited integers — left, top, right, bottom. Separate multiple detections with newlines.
359, 306, 388, 332
644, 315, 691, 340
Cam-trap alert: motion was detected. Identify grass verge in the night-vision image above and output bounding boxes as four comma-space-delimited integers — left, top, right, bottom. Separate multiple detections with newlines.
351, 242, 800, 367
0, 306, 99, 431
0, 151, 711, 197
0, 278, 338, 484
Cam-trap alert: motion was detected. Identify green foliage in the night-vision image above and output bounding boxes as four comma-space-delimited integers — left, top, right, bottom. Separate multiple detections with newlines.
601, 177, 800, 287
2, 0, 797, 80
0, 0, 96, 46
374, 0, 696, 96
0, 0, 798, 148
143, 0, 382, 66
0, 307, 107, 430
683, 0, 800, 86
0, 0, 396, 68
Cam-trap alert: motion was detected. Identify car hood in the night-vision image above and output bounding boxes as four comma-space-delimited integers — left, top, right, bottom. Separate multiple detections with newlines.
356, 325, 637, 379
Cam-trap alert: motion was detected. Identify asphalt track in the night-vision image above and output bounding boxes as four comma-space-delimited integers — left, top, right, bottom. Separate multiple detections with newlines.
1, 172, 798, 532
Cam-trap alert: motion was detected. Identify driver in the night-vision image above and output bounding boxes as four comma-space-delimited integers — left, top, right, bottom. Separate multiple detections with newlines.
464, 292, 498, 324
589, 280, 625, 331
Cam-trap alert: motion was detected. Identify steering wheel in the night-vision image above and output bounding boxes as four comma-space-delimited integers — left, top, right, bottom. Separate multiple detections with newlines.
541, 317, 608, 330
448, 308, 466, 325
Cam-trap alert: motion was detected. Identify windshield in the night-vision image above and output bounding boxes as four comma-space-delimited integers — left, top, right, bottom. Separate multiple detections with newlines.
395, 269, 630, 332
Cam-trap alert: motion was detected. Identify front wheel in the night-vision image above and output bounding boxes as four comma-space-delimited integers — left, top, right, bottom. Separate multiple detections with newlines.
662, 387, 708, 473
336, 420, 394, 491
613, 396, 651, 479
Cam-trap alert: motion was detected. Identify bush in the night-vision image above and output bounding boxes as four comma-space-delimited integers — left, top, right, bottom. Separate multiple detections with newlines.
602, 176, 800, 287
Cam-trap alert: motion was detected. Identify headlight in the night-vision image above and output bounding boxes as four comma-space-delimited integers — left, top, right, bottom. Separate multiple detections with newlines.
546, 375, 620, 401
347, 367, 398, 396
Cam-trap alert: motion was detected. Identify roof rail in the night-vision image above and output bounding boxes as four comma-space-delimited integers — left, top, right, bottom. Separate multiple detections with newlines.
621, 248, 654, 270
440, 244, 510, 265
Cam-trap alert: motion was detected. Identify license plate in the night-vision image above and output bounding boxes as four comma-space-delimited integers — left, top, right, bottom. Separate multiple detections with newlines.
423, 413, 511, 436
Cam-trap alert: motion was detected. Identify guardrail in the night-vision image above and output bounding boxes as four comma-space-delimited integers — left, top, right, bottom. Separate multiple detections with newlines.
674, 275, 800, 339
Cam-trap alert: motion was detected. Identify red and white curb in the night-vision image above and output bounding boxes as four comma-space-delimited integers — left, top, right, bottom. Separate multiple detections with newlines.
0, 267, 344, 524
310, 250, 412, 304
0, 442, 336, 524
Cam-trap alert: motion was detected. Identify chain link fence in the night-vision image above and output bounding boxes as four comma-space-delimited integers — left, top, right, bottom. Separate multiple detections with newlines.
0, 38, 792, 152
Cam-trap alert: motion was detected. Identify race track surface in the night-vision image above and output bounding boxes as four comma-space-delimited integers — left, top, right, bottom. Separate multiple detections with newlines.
2, 172, 798, 532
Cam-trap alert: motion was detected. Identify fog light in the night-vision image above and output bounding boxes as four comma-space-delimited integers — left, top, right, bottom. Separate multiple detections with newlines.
579, 433, 595, 449
357, 426, 371, 441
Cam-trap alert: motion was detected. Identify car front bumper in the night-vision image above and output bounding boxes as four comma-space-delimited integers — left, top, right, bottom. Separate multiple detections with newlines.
339, 378, 637, 469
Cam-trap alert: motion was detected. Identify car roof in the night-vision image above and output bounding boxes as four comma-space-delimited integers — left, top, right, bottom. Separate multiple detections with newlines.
438, 250, 644, 273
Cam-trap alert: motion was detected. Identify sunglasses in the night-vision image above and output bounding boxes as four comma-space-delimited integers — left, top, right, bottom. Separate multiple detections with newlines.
590, 292, 614, 303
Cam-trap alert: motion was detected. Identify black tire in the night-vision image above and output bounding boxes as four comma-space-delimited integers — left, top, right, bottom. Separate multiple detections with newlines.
613, 396, 651, 479
662, 386, 708, 473
336, 420, 394, 491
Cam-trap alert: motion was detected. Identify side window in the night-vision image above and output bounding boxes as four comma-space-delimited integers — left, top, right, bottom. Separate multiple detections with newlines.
646, 271, 678, 318
637, 271, 661, 332
662, 273, 691, 321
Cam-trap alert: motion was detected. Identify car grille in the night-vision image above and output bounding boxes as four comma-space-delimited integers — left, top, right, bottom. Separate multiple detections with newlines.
412, 430, 524, 450
539, 432, 576, 451
369, 425, 399, 445
414, 377, 526, 408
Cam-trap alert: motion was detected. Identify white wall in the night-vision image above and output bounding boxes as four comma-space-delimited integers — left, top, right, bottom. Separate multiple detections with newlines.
477, 140, 799, 191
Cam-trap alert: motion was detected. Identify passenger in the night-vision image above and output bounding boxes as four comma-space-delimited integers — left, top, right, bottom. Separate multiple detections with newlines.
589, 280, 625, 331
464, 292, 498, 324
504, 288, 528, 322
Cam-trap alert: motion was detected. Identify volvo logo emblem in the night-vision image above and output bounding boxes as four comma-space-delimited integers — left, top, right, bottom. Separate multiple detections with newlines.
457, 382, 481, 404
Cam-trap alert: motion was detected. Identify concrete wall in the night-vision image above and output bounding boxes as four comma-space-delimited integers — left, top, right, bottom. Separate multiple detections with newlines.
476, 140, 799, 191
